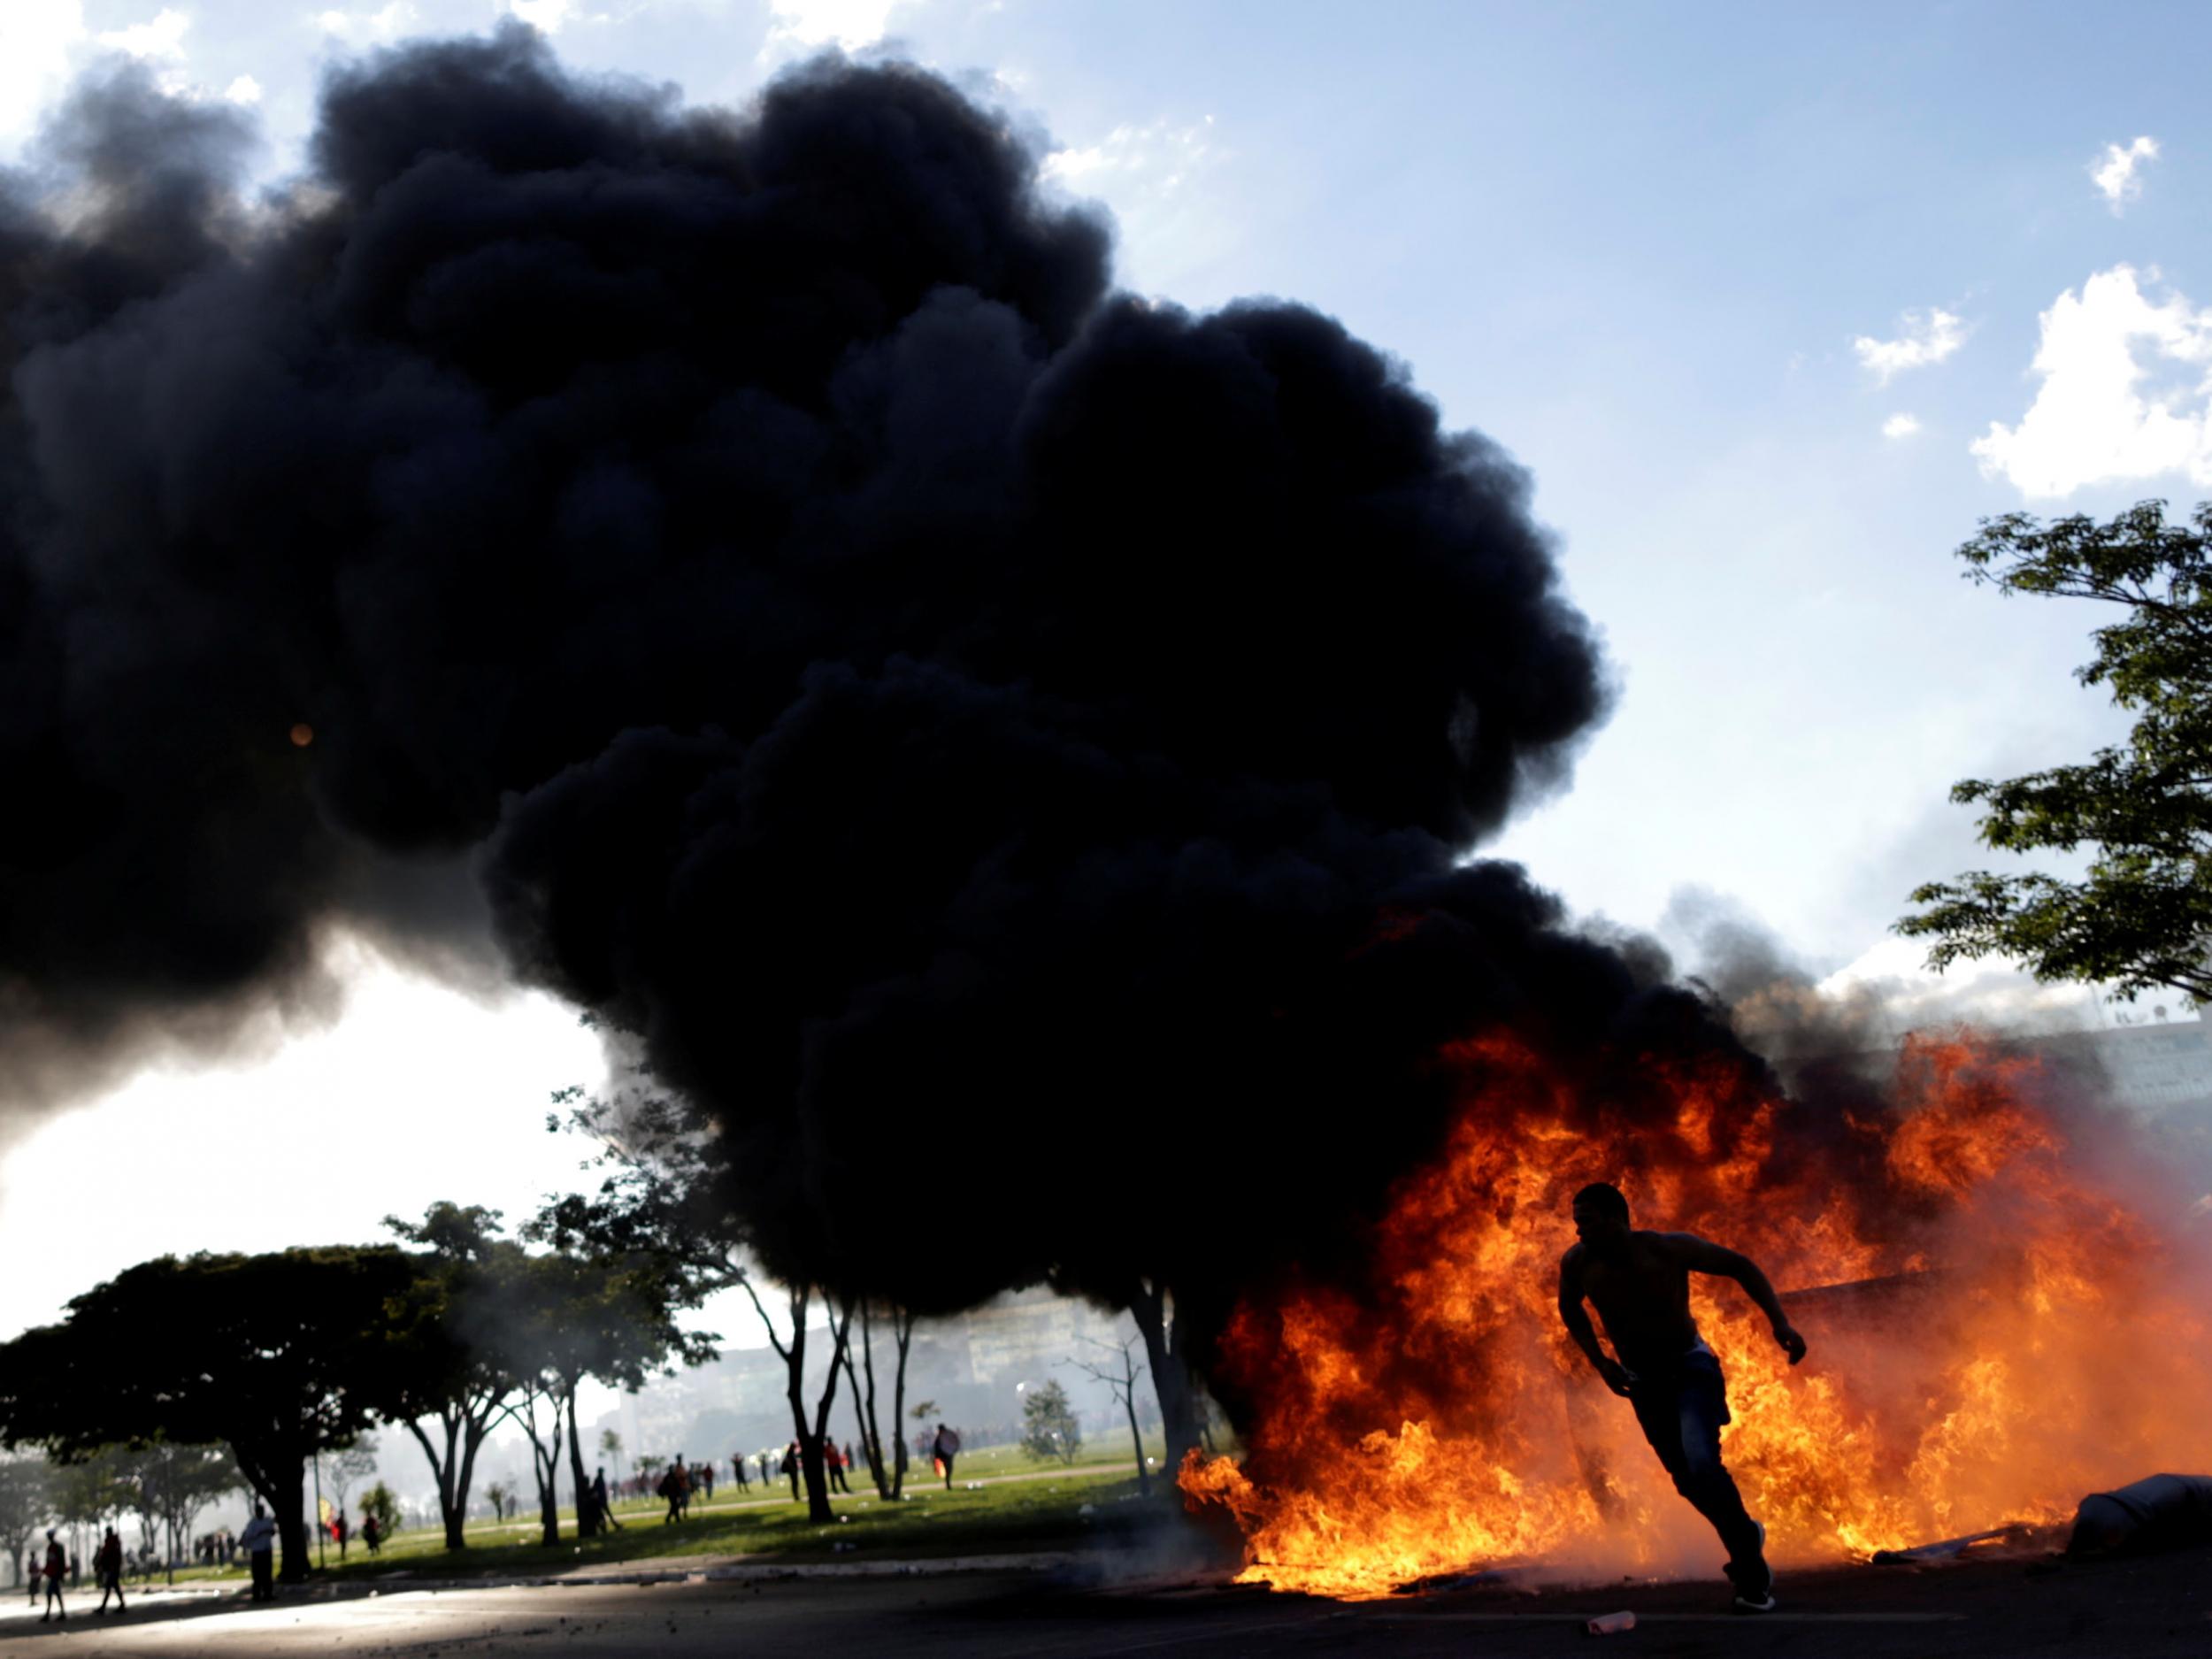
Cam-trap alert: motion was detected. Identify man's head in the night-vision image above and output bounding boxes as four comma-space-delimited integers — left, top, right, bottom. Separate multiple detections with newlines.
252, 1502, 265, 1518
1571, 1181, 1632, 1256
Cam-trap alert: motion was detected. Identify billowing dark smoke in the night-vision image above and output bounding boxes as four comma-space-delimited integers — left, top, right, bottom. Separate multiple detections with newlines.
0, 26, 1753, 1333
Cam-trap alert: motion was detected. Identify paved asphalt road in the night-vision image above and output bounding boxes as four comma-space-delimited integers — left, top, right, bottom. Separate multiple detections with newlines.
0, 1548, 2205, 1657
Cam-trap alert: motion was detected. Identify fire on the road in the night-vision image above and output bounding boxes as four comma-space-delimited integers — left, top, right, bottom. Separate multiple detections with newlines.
1182, 1032, 2212, 1598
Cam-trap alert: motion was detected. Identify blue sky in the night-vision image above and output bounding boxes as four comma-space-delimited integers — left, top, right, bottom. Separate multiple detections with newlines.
1, 0, 2207, 1328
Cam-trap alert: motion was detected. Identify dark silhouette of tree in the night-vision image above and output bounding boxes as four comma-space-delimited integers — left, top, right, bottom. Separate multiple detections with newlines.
0, 1248, 414, 1582
534, 1081, 850, 1524
1065, 1333, 1152, 1495
493, 1248, 701, 1545
380, 1205, 525, 1552
323, 1437, 377, 1519
1904, 501, 2212, 1002
841, 1301, 918, 1500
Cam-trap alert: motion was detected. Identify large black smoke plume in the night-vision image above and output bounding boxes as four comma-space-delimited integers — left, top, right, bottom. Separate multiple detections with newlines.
0, 27, 1776, 1361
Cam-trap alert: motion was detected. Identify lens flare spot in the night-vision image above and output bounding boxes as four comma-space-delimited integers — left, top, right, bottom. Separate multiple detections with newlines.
288, 724, 314, 748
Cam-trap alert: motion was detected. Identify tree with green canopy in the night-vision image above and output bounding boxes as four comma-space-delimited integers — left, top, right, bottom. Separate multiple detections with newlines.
357, 1480, 402, 1541
128, 1441, 241, 1581
1901, 501, 2212, 1002
533, 1082, 853, 1525
1019, 1379, 1081, 1466
491, 1247, 701, 1546
378, 1204, 530, 1551
0, 1248, 414, 1583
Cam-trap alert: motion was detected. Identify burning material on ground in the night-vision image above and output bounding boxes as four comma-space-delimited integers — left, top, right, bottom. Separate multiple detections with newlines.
1866, 1521, 2052, 1566
1181, 1029, 2212, 1600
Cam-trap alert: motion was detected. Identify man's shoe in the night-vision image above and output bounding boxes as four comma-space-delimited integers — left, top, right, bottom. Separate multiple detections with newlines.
1726, 1520, 1774, 1612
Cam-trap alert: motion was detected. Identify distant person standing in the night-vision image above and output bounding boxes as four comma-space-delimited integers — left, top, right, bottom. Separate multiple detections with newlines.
933, 1424, 961, 1490
825, 1440, 852, 1495
592, 1466, 622, 1532
361, 1514, 381, 1555
25, 1547, 36, 1606
333, 1510, 349, 1562
757, 1450, 772, 1486
94, 1527, 125, 1616
730, 1453, 749, 1493
782, 1440, 802, 1501
239, 1502, 278, 1601
39, 1530, 65, 1623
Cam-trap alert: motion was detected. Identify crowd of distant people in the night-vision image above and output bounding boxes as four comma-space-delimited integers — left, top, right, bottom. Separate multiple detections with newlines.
580, 1423, 967, 1531
18, 1421, 976, 1619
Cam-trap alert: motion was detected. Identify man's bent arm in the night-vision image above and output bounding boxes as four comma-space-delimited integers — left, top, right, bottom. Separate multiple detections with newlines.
1672, 1235, 1807, 1362
1555, 1254, 1610, 1371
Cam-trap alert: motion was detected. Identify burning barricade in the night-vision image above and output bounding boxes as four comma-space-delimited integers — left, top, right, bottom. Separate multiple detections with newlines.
1181, 1030, 2212, 1599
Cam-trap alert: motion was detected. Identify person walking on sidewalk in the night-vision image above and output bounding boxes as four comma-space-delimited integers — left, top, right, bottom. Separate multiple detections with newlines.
38, 1531, 65, 1623
94, 1528, 125, 1616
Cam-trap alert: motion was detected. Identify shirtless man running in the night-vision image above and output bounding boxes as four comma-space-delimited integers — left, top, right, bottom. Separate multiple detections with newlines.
1556, 1180, 1808, 1613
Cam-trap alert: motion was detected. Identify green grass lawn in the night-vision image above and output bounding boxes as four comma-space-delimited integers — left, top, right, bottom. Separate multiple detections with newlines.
163, 1438, 1176, 1588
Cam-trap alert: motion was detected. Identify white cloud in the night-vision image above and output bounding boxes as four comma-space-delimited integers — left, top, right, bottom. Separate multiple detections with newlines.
507, 0, 579, 32
0, 0, 88, 150
224, 73, 263, 104
1972, 265, 2212, 499
1853, 308, 1965, 382
96, 6, 191, 61
764, 0, 902, 53
1041, 115, 1217, 196
1039, 114, 1232, 294
316, 2, 419, 46
2091, 135, 2160, 214
1819, 936, 2105, 1035
1881, 412, 1922, 440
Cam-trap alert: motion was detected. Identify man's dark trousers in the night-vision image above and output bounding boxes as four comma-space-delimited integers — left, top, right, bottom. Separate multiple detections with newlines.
1626, 1348, 1763, 1567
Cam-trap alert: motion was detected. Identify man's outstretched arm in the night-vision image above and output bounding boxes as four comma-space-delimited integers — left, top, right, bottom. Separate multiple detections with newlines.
1557, 1250, 1635, 1396
1671, 1235, 1808, 1364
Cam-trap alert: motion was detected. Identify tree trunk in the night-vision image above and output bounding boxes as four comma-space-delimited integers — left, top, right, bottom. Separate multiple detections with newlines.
273, 1466, 310, 1583
564, 1381, 597, 1540
844, 1301, 894, 1502
783, 1291, 854, 1525
406, 1415, 484, 1552
1120, 1363, 1152, 1497
231, 1443, 311, 1584
536, 1468, 559, 1548
888, 1309, 914, 1500
1127, 1280, 1201, 1473
520, 1389, 566, 1548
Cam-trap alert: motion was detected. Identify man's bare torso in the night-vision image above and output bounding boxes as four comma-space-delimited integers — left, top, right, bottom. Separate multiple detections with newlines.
1561, 1230, 1703, 1368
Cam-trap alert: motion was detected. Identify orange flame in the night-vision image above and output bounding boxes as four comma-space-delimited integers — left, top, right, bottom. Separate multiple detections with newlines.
1181, 1030, 2212, 1598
